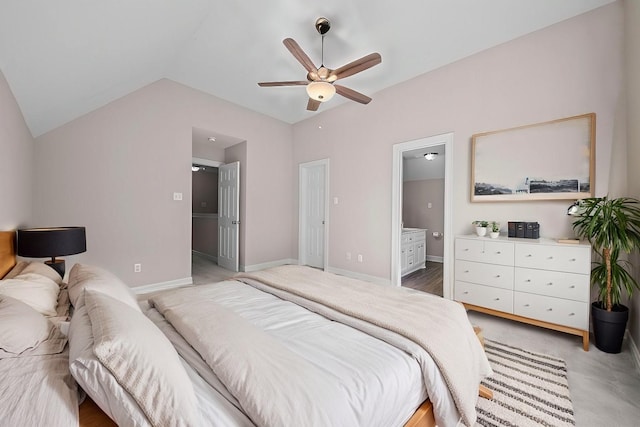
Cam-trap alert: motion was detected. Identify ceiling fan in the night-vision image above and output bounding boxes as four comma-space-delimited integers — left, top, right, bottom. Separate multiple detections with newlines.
258, 17, 382, 112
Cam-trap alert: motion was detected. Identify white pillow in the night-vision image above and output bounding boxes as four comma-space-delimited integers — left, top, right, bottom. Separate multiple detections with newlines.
67, 263, 140, 311
0, 274, 60, 316
2, 261, 28, 280
84, 290, 199, 427
19, 262, 63, 285
69, 305, 153, 427
0, 295, 66, 358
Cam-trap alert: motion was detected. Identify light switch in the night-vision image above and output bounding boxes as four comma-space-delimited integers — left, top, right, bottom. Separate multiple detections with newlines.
173, 192, 183, 201
427, 202, 432, 209
333, 197, 339, 205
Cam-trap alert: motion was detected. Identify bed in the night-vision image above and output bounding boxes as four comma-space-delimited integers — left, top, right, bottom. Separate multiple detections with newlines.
1, 229, 492, 426
0, 231, 79, 427
65, 260, 492, 427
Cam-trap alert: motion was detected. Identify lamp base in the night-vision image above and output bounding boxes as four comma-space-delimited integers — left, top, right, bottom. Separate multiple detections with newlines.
45, 259, 65, 278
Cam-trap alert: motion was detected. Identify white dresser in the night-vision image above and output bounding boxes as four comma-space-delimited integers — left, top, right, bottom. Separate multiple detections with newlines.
401, 229, 427, 277
454, 235, 591, 350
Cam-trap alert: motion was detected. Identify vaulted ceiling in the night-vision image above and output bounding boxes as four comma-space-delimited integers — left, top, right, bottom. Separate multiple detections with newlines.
0, 0, 614, 137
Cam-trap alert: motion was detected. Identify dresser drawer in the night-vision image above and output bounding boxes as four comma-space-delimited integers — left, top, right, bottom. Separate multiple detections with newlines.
514, 292, 588, 330
456, 239, 514, 266
514, 268, 590, 302
455, 281, 513, 313
456, 260, 514, 290
515, 243, 590, 274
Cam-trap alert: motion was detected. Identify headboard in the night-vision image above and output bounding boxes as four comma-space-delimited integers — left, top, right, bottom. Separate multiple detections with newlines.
0, 231, 16, 278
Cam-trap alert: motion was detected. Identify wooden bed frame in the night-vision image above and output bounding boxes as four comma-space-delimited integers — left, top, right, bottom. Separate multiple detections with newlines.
2, 229, 497, 427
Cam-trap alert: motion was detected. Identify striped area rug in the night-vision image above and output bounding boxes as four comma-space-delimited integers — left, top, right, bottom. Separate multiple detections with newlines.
476, 339, 575, 427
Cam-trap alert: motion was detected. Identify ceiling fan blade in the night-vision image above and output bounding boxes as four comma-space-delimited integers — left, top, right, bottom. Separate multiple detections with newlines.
258, 81, 309, 87
330, 53, 381, 81
283, 38, 318, 74
307, 98, 321, 111
335, 85, 372, 104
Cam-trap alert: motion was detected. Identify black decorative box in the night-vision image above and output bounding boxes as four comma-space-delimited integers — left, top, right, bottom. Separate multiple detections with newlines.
508, 221, 539, 239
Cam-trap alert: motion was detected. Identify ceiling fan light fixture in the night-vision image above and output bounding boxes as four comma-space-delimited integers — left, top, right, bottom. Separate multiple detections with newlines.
424, 152, 438, 161
306, 81, 336, 102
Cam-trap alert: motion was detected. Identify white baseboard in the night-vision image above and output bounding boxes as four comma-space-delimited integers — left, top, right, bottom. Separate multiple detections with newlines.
325, 266, 391, 287
132, 277, 193, 295
192, 250, 217, 262
242, 258, 297, 272
426, 255, 443, 263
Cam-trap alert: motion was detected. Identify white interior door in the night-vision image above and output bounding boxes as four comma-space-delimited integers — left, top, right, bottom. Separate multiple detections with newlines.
299, 160, 328, 269
218, 161, 240, 271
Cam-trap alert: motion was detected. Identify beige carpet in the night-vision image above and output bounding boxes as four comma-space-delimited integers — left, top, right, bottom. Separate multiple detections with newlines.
476, 339, 575, 427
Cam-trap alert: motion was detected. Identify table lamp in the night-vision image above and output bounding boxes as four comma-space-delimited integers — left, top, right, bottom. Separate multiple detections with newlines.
17, 227, 87, 277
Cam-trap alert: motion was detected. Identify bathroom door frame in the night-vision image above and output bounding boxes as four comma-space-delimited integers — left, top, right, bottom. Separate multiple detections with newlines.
390, 133, 454, 299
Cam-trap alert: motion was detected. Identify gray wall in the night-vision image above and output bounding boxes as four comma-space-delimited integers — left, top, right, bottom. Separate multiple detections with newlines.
33, 80, 292, 287
0, 69, 33, 230
625, 0, 640, 353
291, 4, 623, 279
402, 179, 445, 259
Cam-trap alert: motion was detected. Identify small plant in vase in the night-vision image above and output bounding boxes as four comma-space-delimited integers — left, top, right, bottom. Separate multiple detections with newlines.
489, 221, 500, 239
472, 220, 488, 237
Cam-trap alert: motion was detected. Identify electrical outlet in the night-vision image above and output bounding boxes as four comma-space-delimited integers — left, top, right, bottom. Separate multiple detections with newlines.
134, 263, 141, 273
357, 254, 363, 263
173, 192, 183, 201
346, 252, 351, 261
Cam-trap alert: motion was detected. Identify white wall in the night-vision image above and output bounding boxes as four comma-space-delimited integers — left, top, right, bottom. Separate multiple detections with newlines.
34, 80, 293, 287
0, 69, 33, 229
292, 3, 623, 281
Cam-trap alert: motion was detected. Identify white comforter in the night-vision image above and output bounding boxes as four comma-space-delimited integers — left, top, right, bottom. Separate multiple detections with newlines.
149, 280, 432, 427
0, 349, 78, 427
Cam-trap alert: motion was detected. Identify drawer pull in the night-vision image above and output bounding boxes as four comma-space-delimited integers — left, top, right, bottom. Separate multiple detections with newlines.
463, 248, 469, 251
547, 308, 553, 312
546, 282, 553, 286
526, 254, 532, 257
570, 285, 576, 289
496, 251, 501, 254
494, 298, 500, 301
569, 313, 575, 316
525, 279, 531, 282
569, 258, 576, 262
463, 291, 469, 295
547, 256, 554, 260
495, 275, 501, 278
464, 270, 470, 273
524, 304, 530, 307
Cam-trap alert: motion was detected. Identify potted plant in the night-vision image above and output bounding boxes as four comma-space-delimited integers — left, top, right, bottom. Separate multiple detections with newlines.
472, 220, 489, 237
571, 196, 640, 353
489, 221, 500, 239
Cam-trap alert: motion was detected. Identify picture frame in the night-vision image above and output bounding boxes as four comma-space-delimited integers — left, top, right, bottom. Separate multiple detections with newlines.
471, 113, 595, 202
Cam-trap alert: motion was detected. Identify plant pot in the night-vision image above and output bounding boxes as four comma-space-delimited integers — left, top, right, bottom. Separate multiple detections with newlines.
591, 302, 629, 354
490, 231, 499, 239
475, 227, 487, 237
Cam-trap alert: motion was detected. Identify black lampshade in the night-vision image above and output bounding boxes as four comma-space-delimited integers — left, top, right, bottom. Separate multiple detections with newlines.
17, 227, 87, 277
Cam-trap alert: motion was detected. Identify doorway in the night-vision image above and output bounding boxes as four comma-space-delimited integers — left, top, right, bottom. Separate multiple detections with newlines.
191, 158, 222, 266
391, 133, 454, 299
299, 159, 329, 270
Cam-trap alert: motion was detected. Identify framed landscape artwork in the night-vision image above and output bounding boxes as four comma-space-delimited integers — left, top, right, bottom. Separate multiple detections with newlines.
471, 113, 595, 202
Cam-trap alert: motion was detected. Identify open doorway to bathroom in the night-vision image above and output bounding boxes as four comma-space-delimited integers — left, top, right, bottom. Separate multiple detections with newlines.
391, 133, 453, 299
400, 145, 445, 296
